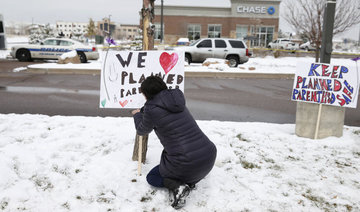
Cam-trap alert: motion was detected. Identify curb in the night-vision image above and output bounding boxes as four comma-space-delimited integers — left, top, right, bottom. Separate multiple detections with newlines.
26, 67, 100, 75
26, 67, 295, 79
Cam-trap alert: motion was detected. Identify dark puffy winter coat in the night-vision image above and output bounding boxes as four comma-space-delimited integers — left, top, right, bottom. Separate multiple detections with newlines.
133, 88, 217, 184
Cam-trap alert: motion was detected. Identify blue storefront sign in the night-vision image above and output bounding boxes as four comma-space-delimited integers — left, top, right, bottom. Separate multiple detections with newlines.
237, 5, 276, 15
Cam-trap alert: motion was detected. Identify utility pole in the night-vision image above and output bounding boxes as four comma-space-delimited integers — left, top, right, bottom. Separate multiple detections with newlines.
141, 0, 155, 50
160, 0, 164, 43
295, 0, 345, 139
108, 15, 112, 37
358, 7, 360, 46
132, 0, 155, 164
320, 0, 336, 64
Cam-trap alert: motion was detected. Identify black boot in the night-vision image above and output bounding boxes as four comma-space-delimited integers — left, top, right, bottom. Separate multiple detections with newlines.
164, 178, 191, 209
187, 183, 196, 190
169, 184, 191, 210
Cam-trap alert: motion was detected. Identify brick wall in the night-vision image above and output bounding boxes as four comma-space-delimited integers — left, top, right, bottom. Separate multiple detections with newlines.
154, 15, 278, 45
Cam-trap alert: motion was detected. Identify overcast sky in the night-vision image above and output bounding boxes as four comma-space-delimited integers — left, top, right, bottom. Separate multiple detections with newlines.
1, 0, 359, 40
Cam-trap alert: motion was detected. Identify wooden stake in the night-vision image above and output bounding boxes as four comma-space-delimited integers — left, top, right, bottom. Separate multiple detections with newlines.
132, 134, 148, 163
314, 104, 322, 139
138, 135, 143, 176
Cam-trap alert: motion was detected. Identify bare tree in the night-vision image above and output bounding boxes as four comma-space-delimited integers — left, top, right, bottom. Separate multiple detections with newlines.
86, 18, 96, 43
283, 0, 360, 61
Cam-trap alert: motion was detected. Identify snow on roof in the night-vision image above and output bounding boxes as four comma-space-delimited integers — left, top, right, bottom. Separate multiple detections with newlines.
177, 38, 190, 42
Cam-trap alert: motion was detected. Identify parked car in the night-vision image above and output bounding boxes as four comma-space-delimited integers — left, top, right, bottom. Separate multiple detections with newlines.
174, 38, 250, 67
176, 38, 190, 46
299, 41, 317, 51
267, 38, 299, 50
10, 38, 99, 63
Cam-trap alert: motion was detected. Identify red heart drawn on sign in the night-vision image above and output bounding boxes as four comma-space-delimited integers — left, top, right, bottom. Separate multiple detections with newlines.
159, 52, 178, 74
119, 100, 128, 107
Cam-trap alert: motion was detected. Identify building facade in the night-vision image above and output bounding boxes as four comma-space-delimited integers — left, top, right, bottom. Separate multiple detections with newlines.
56, 21, 88, 38
96, 18, 140, 40
154, 0, 281, 47
4, 21, 32, 36
96, 18, 116, 38
118, 24, 140, 40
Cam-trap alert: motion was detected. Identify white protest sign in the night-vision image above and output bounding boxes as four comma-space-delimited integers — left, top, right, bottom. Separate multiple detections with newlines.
100, 51, 185, 108
291, 62, 359, 108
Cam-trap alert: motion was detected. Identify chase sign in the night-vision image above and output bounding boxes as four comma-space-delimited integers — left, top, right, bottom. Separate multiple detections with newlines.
237, 5, 276, 15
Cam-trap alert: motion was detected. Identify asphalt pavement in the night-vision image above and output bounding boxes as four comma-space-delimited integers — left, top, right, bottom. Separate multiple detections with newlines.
0, 59, 359, 126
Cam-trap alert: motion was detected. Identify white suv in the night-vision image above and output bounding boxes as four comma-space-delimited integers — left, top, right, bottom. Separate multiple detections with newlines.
175, 38, 250, 67
267, 38, 299, 50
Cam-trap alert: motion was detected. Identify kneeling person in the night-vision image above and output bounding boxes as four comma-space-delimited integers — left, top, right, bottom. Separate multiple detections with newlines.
132, 76, 217, 209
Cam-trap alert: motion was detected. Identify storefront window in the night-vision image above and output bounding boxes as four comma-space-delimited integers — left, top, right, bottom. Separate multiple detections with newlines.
236, 25, 248, 40
250, 26, 274, 47
266, 27, 274, 46
208, 24, 221, 38
154, 23, 164, 40
187, 24, 201, 41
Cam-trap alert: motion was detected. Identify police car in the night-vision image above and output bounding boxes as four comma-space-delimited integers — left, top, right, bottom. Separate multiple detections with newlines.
10, 38, 99, 63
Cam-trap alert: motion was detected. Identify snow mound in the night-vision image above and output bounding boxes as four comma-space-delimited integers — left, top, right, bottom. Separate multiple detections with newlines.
59, 50, 77, 60
13, 67, 27, 72
0, 50, 10, 59
203, 58, 230, 71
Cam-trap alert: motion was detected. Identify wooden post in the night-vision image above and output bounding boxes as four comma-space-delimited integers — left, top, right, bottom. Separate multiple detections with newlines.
314, 104, 322, 139
132, 0, 155, 165
132, 134, 148, 163
138, 136, 143, 175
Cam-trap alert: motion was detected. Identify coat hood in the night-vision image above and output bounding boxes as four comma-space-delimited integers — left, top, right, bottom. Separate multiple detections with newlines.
146, 89, 185, 113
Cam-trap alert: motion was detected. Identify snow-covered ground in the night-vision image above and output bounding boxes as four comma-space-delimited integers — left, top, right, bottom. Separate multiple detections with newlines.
0, 50, 10, 60
0, 49, 11, 60
0, 114, 359, 211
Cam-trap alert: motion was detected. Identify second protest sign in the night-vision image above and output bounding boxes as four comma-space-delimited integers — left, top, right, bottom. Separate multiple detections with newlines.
291, 62, 359, 108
